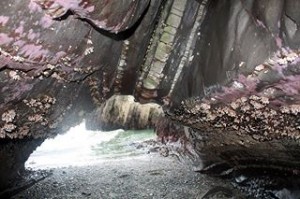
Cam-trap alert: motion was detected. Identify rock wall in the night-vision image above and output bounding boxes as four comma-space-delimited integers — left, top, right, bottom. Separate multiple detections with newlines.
168, 0, 300, 175
0, 139, 44, 190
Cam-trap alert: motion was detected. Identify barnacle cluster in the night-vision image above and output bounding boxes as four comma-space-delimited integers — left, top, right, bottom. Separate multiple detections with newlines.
173, 49, 300, 142
88, 77, 103, 106
23, 95, 56, 126
177, 95, 300, 141
0, 47, 25, 63
8, 70, 21, 80
0, 109, 35, 139
0, 109, 17, 138
1, 109, 16, 123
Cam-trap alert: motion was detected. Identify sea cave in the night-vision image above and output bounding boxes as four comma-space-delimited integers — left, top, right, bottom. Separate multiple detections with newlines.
0, 0, 300, 198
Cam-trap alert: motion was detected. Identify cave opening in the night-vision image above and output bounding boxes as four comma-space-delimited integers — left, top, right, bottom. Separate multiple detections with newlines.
25, 121, 158, 169
10, 120, 229, 199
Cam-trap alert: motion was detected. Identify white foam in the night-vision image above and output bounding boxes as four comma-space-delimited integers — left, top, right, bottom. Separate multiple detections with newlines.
25, 121, 123, 169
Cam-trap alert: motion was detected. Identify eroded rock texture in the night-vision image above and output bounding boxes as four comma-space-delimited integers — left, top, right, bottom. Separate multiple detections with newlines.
168, 0, 300, 176
86, 95, 163, 131
0, 0, 163, 139
0, 0, 300, 192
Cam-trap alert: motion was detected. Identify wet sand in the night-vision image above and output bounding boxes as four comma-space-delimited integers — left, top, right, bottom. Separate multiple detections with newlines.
12, 154, 238, 199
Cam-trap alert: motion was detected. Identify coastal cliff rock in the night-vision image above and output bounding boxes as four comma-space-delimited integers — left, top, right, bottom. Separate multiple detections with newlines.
168, 0, 300, 175
0, 0, 300, 192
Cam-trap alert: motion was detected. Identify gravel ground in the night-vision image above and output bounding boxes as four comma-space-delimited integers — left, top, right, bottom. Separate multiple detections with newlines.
12, 154, 241, 199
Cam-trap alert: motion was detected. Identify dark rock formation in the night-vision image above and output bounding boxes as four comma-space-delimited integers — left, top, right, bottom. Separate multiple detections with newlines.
0, 0, 300, 194
0, 139, 44, 190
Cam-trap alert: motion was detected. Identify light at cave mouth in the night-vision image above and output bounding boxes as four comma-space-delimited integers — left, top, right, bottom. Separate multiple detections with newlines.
25, 121, 156, 169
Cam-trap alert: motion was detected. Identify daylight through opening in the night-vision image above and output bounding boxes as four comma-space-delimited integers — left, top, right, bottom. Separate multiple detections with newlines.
26, 121, 157, 169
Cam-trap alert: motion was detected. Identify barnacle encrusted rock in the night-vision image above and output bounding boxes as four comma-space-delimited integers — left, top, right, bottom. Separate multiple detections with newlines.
173, 49, 300, 141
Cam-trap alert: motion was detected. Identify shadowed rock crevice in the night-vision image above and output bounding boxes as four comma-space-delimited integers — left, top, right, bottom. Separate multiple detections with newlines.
0, 139, 44, 191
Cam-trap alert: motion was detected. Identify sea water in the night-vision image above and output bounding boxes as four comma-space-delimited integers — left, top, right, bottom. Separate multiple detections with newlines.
25, 121, 156, 169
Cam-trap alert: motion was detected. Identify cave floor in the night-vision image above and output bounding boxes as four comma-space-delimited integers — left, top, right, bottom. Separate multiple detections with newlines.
12, 154, 239, 199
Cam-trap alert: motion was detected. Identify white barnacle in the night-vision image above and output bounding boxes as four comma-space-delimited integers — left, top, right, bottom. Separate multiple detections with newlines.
124, 40, 130, 46
267, 57, 276, 66
255, 64, 265, 72
46, 64, 55, 70
200, 103, 211, 111
206, 112, 216, 121
262, 87, 276, 97
290, 105, 300, 115
230, 101, 240, 110
0, 48, 10, 57
28, 114, 44, 122
210, 97, 216, 102
260, 96, 269, 104
84, 47, 94, 55
73, 67, 81, 72
28, 99, 37, 107
240, 97, 248, 103
3, 123, 16, 132
45, 96, 56, 104
239, 61, 245, 68
250, 100, 264, 109
223, 107, 237, 117
87, 39, 93, 45
8, 70, 21, 80
277, 57, 288, 65
240, 104, 251, 112
2, 110, 16, 123
44, 103, 51, 109
269, 109, 277, 116
249, 95, 260, 101
119, 59, 126, 67
12, 56, 25, 63
51, 72, 61, 80
232, 81, 244, 89
280, 106, 290, 113
286, 52, 298, 63
43, 71, 50, 76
